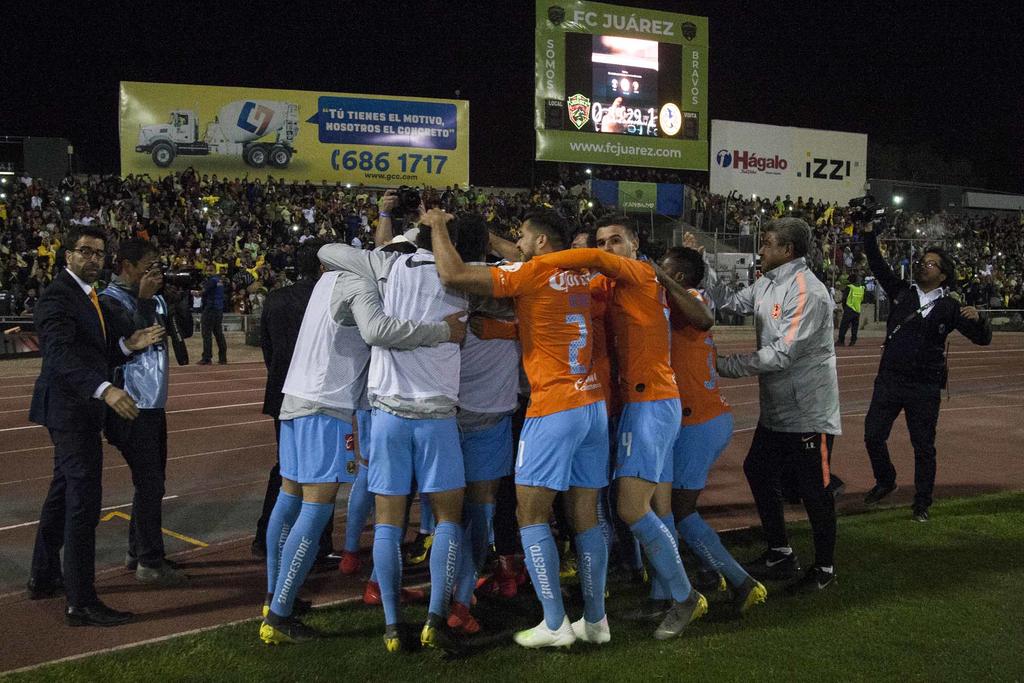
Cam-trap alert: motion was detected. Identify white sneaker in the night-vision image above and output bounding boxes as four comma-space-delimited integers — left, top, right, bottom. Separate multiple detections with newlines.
513, 616, 576, 649
571, 615, 611, 644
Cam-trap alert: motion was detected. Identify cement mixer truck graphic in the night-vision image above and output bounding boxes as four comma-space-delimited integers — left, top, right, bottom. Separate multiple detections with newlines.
135, 100, 299, 168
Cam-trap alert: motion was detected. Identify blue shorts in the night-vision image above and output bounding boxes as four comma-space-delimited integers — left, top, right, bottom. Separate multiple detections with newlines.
516, 401, 609, 492
672, 412, 734, 489
614, 398, 682, 483
368, 409, 465, 496
355, 409, 373, 470
461, 416, 513, 483
279, 413, 357, 484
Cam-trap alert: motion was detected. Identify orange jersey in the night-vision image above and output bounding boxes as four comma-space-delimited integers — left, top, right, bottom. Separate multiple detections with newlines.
670, 289, 731, 426
541, 249, 677, 405
587, 274, 620, 415
489, 254, 602, 418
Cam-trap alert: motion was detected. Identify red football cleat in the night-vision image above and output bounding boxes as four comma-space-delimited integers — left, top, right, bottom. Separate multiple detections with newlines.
339, 551, 361, 576
363, 581, 427, 606
447, 601, 481, 636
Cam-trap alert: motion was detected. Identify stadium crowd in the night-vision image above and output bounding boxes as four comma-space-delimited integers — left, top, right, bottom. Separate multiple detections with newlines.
2, 170, 1021, 318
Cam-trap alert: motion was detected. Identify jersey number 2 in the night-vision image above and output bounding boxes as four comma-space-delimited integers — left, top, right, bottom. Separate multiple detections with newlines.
566, 313, 588, 375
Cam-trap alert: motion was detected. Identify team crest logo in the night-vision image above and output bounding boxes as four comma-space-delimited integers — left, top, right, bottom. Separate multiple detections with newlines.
567, 94, 591, 130
771, 303, 782, 319
547, 5, 566, 25
681, 22, 697, 41
346, 460, 357, 475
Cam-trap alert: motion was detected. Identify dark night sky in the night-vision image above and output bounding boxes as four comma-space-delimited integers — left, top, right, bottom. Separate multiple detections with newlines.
3, 1, 1022, 191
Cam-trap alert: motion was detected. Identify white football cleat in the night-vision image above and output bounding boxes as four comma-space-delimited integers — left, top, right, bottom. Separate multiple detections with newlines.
571, 615, 611, 644
513, 615, 576, 649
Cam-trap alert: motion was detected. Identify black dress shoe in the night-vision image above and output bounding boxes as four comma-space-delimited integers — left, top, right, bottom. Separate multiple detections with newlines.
864, 483, 898, 506
65, 601, 134, 627
27, 576, 64, 600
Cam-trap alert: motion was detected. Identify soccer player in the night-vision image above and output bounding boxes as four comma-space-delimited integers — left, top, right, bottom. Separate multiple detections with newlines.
260, 242, 465, 646
446, 215, 521, 635
538, 217, 707, 641
426, 208, 609, 649
657, 246, 767, 616
360, 222, 468, 653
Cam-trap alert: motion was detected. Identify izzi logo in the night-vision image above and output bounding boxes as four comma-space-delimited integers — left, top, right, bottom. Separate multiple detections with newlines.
797, 156, 858, 181
716, 149, 787, 174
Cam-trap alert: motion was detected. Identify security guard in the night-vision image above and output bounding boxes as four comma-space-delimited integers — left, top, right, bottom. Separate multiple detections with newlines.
837, 273, 865, 346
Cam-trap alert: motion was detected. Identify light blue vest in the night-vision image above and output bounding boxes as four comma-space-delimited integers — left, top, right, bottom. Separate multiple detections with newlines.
101, 283, 169, 410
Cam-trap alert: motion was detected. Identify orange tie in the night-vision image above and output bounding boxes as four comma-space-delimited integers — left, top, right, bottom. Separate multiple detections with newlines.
89, 288, 107, 340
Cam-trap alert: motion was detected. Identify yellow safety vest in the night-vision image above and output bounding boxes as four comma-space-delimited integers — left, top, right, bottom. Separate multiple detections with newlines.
845, 284, 865, 313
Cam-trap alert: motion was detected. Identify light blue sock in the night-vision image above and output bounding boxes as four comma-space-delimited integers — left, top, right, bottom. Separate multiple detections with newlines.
270, 501, 333, 618
428, 521, 462, 619
455, 502, 493, 606
596, 488, 614, 550
630, 511, 691, 603
649, 513, 677, 601
678, 512, 749, 588
372, 524, 403, 626
344, 465, 374, 553
419, 497, 435, 534
520, 523, 565, 630
575, 525, 608, 623
265, 491, 301, 594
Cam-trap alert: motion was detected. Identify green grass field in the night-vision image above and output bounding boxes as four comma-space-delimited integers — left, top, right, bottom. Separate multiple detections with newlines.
9, 493, 1024, 682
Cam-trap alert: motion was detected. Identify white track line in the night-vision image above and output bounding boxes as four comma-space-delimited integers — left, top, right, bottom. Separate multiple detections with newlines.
0, 402, 264, 433
0, 496, 180, 532
0, 388, 265, 414
0, 374, 267, 392
0, 419, 271, 456
0, 443, 276, 487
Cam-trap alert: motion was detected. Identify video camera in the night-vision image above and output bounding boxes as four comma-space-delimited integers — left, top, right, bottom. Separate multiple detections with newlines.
395, 186, 422, 219
848, 195, 888, 228
159, 266, 202, 290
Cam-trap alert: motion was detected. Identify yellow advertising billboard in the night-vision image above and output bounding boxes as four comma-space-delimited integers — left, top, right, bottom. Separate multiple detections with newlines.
119, 81, 469, 187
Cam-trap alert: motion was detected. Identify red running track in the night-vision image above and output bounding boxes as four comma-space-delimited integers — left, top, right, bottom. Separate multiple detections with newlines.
1, 332, 1023, 672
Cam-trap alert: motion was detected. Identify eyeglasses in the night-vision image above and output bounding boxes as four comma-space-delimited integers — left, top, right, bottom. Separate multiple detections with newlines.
70, 247, 106, 261
915, 260, 940, 269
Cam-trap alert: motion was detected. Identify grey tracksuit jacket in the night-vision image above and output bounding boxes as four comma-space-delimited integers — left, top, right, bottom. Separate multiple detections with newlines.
709, 257, 842, 435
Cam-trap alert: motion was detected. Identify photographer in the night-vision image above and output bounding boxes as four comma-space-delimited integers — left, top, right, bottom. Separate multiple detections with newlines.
198, 265, 228, 365
100, 238, 189, 586
859, 220, 992, 522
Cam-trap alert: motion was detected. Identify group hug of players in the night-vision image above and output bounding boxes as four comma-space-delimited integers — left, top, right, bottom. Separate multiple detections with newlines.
259, 198, 770, 653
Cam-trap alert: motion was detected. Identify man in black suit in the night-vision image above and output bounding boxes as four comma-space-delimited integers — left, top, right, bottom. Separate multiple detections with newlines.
859, 222, 991, 522
27, 225, 165, 627
252, 240, 332, 560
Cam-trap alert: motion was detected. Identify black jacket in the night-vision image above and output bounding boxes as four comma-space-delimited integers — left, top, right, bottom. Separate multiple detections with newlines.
29, 269, 129, 431
261, 277, 318, 418
864, 231, 991, 384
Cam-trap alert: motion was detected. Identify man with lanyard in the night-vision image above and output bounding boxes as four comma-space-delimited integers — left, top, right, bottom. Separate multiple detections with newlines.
860, 222, 991, 521
837, 272, 865, 346
100, 238, 189, 586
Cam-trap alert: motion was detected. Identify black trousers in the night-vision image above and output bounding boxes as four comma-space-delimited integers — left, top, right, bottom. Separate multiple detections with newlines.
254, 418, 333, 555
864, 373, 941, 510
200, 309, 227, 363
30, 429, 103, 608
838, 308, 860, 344
106, 409, 168, 567
743, 424, 837, 568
